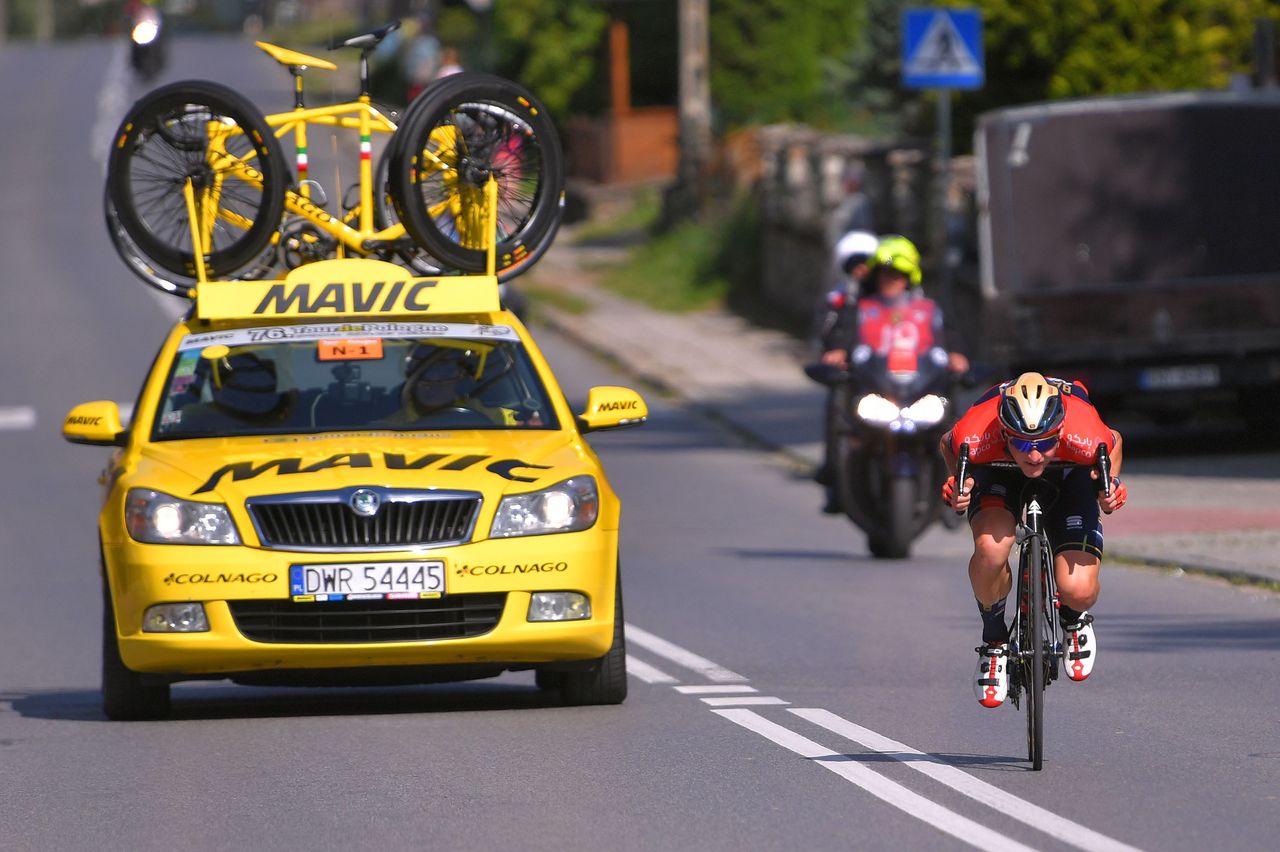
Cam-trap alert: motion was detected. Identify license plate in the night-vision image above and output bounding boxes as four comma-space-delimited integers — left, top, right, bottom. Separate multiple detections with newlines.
289, 561, 445, 602
1138, 364, 1220, 390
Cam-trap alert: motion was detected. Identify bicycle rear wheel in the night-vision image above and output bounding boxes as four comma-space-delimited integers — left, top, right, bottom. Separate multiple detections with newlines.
1022, 536, 1047, 770
388, 73, 564, 278
106, 80, 287, 281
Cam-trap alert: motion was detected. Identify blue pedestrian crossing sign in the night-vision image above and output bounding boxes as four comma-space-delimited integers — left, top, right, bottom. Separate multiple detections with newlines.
902, 8, 984, 89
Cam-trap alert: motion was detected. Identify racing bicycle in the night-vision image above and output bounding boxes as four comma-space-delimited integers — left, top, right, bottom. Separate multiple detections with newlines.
955, 442, 1113, 770
105, 21, 564, 296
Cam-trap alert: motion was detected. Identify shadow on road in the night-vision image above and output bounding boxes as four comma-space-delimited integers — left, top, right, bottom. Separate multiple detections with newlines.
4, 679, 597, 723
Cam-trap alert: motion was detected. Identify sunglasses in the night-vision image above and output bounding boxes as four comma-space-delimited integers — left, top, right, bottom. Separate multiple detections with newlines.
1006, 434, 1060, 454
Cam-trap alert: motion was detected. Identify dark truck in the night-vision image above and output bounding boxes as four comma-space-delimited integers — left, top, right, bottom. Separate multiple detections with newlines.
973, 91, 1280, 428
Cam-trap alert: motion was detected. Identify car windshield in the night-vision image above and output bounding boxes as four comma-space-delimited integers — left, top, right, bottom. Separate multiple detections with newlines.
151, 322, 558, 440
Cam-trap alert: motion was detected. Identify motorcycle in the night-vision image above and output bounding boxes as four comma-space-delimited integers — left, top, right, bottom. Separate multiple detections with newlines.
129, 7, 166, 81
807, 344, 960, 559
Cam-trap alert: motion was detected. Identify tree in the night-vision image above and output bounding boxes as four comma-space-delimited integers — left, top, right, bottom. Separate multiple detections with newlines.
492, 0, 609, 119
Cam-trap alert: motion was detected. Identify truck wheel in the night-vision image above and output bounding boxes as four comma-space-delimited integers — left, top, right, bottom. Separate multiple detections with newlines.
102, 585, 171, 721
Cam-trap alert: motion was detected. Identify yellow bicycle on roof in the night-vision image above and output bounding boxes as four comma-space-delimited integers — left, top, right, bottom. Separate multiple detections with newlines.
104, 21, 564, 297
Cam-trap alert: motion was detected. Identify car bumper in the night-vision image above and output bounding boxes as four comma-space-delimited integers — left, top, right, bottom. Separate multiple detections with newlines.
103, 529, 618, 678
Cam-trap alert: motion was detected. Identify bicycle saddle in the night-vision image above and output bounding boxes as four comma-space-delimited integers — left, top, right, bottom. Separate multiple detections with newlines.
255, 41, 336, 72
327, 20, 401, 52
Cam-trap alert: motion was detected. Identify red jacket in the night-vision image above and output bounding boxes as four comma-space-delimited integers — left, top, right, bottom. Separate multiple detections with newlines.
948, 377, 1113, 465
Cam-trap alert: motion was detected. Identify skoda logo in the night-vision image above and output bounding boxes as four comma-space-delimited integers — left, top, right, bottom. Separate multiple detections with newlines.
348, 489, 381, 517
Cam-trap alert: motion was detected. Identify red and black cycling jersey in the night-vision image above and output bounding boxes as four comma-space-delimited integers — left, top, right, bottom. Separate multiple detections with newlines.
947, 376, 1114, 465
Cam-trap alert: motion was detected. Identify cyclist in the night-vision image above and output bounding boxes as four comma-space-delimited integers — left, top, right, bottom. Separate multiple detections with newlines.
816, 235, 968, 513
939, 372, 1129, 708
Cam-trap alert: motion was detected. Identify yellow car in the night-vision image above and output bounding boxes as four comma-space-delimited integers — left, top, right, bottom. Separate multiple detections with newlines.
64, 259, 646, 720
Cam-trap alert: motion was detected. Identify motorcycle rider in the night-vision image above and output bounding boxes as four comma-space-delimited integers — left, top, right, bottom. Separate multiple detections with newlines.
939, 372, 1129, 708
816, 235, 968, 513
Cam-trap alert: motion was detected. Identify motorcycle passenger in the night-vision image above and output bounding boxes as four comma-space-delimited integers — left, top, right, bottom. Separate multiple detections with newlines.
817, 235, 968, 513
939, 372, 1129, 709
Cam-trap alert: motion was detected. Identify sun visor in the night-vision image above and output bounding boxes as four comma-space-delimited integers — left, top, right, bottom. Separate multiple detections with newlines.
194, 259, 500, 322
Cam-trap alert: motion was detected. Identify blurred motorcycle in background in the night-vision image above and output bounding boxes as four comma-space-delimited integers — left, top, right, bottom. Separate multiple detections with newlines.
807, 345, 969, 559
129, 6, 166, 80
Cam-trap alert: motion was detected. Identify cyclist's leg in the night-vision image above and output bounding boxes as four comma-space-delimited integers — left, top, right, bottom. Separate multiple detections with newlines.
1046, 468, 1104, 680
967, 470, 1020, 707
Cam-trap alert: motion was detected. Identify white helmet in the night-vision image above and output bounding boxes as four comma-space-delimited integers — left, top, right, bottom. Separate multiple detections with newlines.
834, 230, 879, 273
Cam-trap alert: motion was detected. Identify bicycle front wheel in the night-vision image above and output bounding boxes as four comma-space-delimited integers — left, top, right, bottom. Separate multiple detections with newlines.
388, 73, 564, 278
1023, 536, 1047, 770
106, 80, 287, 280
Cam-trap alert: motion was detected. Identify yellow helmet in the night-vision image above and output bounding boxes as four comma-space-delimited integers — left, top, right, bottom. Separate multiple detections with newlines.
869, 235, 922, 287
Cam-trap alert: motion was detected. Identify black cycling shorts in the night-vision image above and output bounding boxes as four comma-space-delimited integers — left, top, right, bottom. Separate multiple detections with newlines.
966, 466, 1104, 559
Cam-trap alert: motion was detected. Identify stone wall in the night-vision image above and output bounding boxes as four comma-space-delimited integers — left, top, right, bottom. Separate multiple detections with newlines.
718, 125, 981, 353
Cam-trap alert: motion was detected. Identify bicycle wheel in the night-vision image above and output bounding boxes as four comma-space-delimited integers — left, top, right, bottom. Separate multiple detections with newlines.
1023, 536, 1047, 770
106, 80, 287, 280
373, 140, 445, 276
388, 72, 564, 277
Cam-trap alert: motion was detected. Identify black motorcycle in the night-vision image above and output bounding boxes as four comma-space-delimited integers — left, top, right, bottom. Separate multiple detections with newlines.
129, 7, 166, 81
808, 345, 960, 559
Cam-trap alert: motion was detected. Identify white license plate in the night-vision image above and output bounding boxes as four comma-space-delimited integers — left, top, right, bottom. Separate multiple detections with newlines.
1139, 364, 1220, 390
289, 561, 445, 602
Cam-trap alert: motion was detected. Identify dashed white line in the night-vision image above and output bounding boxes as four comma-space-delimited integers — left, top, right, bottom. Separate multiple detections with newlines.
700, 696, 788, 707
624, 623, 747, 682
0, 407, 36, 430
714, 709, 1036, 852
675, 685, 758, 695
790, 708, 1144, 852
625, 655, 678, 684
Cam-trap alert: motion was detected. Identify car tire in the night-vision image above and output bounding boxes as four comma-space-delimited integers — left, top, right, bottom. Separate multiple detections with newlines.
102, 583, 171, 721
560, 573, 627, 706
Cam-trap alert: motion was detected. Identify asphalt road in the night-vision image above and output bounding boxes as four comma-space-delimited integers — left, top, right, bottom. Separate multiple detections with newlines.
1, 34, 1278, 852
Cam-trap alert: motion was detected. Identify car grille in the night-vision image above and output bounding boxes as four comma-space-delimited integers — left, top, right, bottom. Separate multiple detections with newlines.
249, 495, 481, 550
228, 594, 506, 644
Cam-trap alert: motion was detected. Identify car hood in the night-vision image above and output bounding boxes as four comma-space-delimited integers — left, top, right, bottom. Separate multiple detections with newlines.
134, 431, 592, 503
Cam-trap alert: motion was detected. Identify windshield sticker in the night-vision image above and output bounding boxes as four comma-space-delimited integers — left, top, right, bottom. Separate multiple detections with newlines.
181, 322, 519, 350
318, 337, 384, 361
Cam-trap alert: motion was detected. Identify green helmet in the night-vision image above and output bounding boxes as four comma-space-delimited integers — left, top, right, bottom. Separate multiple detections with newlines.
870, 235, 922, 287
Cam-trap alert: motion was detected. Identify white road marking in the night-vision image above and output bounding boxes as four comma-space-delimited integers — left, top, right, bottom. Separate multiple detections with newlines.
625, 655, 678, 684
714, 709, 1036, 852
791, 708, 1145, 852
700, 696, 789, 707
675, 685, 758, 695
0, 407, 37, 430
624, 623, 747, 682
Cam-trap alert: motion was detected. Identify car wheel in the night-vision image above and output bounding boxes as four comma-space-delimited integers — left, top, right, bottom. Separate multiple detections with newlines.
560, 573, 627, 706
102, 584, 171, 721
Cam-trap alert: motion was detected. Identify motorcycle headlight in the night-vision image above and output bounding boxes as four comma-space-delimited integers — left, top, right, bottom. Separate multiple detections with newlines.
132, 20, 160, 45
855, 394, 901, 425
900, 394, 948, 426
125, 488, 240, 545
490, 476, 599, 538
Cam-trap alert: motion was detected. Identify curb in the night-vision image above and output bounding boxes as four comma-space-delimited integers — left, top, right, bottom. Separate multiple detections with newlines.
533, 304, 1280, 595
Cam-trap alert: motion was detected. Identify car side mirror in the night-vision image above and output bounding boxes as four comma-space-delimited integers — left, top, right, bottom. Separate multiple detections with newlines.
577, 386, 647, 433
63, 401, 127, 447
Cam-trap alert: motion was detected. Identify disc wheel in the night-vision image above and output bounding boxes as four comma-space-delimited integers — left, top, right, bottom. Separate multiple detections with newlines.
106, 80, 287, 281
389, 73, 564, 279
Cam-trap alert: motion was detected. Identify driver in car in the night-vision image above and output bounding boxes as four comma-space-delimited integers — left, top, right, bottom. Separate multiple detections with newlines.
397, 344, 522, 426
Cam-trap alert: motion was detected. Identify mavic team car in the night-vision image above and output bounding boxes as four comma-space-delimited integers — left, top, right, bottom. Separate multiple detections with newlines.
63, 258, 646, 720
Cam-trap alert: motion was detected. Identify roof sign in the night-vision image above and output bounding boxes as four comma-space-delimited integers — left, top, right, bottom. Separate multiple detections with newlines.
902, 8, 984, 89
194, 259, 501, 322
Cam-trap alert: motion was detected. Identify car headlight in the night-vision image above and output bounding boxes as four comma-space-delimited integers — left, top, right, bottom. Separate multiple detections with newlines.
855, 394, 900, 425
490, 476, 599, 538
125, 488, 240, 545
900, 394, 948, 426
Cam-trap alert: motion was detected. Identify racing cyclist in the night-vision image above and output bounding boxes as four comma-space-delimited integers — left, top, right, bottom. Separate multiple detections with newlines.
938, 372, 1129, 708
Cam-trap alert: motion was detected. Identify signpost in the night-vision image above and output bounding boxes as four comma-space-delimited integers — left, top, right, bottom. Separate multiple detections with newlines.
902, 8, 983, 318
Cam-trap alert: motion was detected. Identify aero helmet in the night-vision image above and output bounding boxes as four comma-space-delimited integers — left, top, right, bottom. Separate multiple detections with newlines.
869, 235, 922, 286
834, 230, 879, 274
998, 372, 1066, 439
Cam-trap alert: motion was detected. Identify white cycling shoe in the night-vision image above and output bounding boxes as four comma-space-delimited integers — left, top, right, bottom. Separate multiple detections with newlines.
1063, 612, 1096, 682
974, 644, 1009, 708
